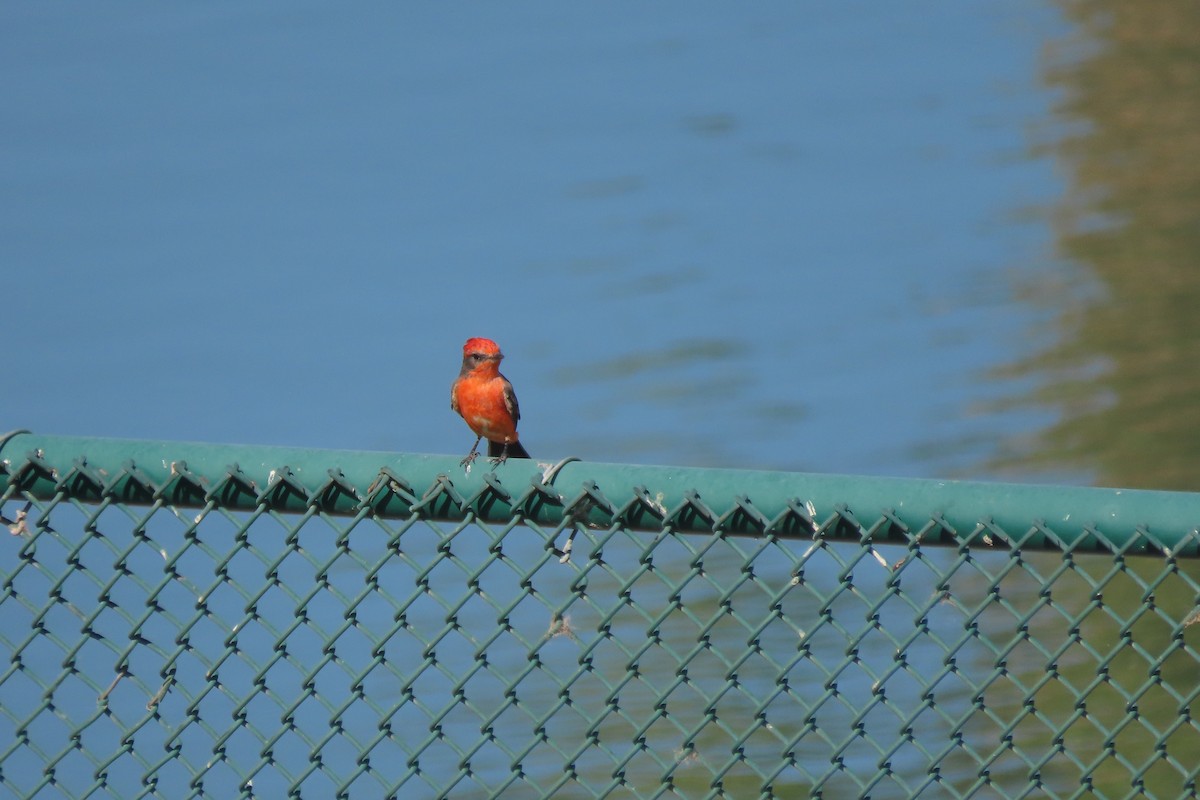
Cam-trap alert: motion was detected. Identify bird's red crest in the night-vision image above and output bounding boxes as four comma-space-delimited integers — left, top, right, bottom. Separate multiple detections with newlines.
463, 337, 502, 357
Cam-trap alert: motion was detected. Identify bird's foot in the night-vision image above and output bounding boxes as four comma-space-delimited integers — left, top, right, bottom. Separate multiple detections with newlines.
488, 444, 510, 466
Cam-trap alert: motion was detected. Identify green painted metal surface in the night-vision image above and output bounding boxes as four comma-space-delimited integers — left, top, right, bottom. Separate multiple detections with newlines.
2, 432, 1199, 798
4, 432, 1199, 553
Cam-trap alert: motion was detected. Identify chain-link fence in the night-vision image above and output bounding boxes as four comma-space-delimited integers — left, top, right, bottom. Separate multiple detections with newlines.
2, 432, 1199, 799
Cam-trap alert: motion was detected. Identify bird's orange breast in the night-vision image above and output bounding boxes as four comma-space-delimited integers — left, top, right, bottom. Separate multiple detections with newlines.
452, 376, 519, 442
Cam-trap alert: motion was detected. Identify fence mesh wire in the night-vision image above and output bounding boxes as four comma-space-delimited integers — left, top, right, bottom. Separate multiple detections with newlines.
2, 436, 1199, 799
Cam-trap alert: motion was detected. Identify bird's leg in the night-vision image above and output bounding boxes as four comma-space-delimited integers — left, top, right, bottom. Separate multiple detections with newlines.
461, 436, 483, 467
489, 442, 510, 466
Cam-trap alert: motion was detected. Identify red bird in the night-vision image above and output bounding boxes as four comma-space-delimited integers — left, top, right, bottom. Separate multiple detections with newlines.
450, 337, 531, 465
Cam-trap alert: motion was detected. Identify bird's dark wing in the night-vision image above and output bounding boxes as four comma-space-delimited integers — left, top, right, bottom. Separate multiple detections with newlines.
502, 378, 520, 424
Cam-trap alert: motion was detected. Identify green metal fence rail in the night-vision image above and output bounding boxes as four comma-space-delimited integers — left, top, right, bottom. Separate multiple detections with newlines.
2, 432, 1199, 798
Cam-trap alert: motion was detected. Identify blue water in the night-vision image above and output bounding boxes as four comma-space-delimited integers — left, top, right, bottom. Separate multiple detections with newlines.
2, 4, 1083, 798
3, 2, 1067, 480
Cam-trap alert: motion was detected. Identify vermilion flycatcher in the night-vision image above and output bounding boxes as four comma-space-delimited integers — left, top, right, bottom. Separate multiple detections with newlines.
450, 337, 531, 465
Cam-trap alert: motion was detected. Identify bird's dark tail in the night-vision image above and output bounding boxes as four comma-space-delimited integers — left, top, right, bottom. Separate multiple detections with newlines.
488, 439, 531, 459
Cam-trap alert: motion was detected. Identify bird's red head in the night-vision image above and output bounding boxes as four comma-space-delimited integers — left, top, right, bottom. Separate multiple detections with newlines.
463, 337, 503, 360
